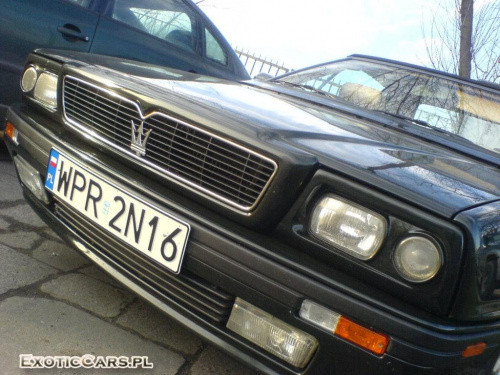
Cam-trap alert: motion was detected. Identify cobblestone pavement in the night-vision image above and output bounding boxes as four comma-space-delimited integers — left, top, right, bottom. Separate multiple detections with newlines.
0, 144, 256, 375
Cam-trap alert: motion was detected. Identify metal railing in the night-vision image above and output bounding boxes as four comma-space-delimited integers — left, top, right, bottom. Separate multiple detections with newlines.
234, 48, 291, 77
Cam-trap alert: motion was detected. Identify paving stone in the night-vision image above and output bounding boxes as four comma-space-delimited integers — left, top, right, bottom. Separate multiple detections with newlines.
33, 240, 89, 272
0, 297, 185, 375
117, 299, 202, 355
41, 226, 62, 241
0, 244, 57, 295
0, 231, 40, 250
0, 161, 23, 202
79, 265, 125, 289
41, 274, 134, 318
0, 203, 46, 227
190, 346, 257, 375
0, 216, 9, 229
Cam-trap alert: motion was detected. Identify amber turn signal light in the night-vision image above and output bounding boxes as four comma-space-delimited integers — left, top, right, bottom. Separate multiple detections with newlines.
462, 342, 486, 358
335, 316, 389, 355
5, 121, 15, 140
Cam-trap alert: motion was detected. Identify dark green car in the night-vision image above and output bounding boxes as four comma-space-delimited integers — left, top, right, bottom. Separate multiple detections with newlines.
0, 0, 249, 125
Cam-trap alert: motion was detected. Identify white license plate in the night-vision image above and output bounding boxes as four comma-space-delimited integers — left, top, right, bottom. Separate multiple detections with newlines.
45, 149, 190, 274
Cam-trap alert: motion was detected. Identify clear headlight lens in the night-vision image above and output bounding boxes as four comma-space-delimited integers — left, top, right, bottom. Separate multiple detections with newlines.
394, 236, 442, 282
34, 72, 58, 109
21, 66, 38, 92
309, 195, 386, 260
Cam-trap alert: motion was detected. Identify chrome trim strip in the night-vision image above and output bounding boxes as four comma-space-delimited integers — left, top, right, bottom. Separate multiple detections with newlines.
62, 75, 278, 212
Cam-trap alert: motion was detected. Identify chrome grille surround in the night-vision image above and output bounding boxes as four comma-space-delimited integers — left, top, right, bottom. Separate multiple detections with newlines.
62, 75, 277, 212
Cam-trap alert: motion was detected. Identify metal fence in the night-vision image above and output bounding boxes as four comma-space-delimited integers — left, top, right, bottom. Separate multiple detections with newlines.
234, 48, 291, 77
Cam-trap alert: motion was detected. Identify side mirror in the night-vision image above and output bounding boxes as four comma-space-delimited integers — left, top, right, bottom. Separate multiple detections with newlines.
254, 72, 274, 80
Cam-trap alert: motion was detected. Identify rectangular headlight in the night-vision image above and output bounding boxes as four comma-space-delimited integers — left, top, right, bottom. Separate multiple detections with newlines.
227, 298, 318, 368
34, 72, 58, 110
309, 195, 386, 260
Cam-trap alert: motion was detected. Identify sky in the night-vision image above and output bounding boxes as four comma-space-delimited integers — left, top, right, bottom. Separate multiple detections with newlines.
197, 0, 436, 71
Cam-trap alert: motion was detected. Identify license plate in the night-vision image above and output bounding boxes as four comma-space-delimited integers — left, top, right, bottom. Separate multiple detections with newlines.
45, 149, 190, 274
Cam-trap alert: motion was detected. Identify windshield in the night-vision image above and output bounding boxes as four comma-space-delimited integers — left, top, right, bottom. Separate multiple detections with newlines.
277, 59, 500, 155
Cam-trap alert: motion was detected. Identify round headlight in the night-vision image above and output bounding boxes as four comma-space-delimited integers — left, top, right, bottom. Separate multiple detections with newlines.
34, 72, 58, 109
394, 236, 442, 283
21, 66, 38, 92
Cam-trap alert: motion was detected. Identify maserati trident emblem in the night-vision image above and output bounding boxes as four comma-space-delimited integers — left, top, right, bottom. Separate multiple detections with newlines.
130, 120, 152, 157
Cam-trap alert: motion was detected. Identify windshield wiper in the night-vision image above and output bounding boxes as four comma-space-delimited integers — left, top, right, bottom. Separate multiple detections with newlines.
372, 110, 432, 127
274, 81, 336, 99
372, 110, 474, 144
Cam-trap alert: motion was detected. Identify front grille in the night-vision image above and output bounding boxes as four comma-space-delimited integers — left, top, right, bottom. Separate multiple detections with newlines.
62, 76, 276, 211
54, 199, 235, 323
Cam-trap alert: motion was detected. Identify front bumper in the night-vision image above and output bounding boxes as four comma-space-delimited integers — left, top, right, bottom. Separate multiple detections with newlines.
5, 103, 500, 375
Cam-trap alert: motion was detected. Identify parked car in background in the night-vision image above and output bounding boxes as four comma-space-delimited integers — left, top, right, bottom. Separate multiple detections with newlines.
4, 50, 500, 374
0, 0, 250, 131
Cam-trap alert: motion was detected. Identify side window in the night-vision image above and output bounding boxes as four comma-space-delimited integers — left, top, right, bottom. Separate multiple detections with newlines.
63, 0, 92, 7
112, 0, 196, 52
204, 28, 227, 65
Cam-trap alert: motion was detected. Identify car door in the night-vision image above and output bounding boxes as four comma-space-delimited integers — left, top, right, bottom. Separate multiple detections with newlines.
0, 0, 100, 115
90, 0, 248, 81
90, 0, 207, 75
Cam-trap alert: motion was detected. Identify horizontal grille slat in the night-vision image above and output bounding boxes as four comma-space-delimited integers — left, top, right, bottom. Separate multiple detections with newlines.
66, 95, 139, 129
63, 76, 276, 211
147, 126, 274, 179
146, 141, 269, 191
145, 155, 258, 204
55, 200, 235, 323
146, 117, 275, 174
66, 104, 131, 142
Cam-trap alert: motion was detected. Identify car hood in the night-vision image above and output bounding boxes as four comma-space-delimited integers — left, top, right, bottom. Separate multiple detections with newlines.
52, 52, 500, 219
